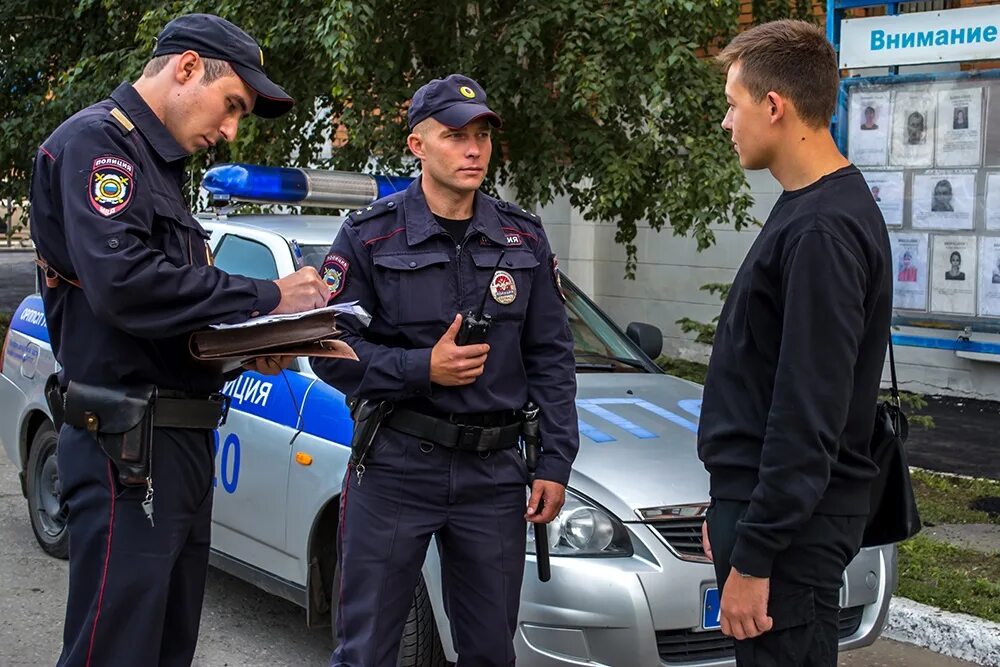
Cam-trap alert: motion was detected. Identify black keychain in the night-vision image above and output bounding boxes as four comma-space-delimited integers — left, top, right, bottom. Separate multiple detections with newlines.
455, 250, 506, 346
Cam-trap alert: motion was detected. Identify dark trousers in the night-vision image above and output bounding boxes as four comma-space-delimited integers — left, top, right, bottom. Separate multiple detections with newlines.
56, 425, 214, 667
706, 499, 866, 667
332, 427, 528, 667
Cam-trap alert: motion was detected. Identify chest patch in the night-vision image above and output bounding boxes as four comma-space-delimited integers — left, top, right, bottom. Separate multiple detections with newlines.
490, 270, 517, 305
322, 253, 350, 298
89, 156, 135, 217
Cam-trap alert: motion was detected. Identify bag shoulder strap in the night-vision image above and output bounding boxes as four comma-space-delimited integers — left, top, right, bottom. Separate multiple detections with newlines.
888, 336, 899, 406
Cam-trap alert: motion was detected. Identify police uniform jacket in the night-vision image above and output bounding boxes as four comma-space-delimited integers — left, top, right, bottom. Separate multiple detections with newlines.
312, 178, 579, 485
30, 83, 280, 395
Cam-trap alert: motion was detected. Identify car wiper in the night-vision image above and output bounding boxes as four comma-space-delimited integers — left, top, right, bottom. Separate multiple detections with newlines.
574, 352, 647, 369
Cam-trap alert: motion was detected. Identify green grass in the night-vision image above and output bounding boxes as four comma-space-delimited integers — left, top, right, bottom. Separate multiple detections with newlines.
898, 470, 1000, 622
911, 468, 1000, 526
897, 534, 1000, 623
0, 311, 10, 343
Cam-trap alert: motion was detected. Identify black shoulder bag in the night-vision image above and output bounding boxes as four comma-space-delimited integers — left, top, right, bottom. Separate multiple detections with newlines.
861, 339, 922, 547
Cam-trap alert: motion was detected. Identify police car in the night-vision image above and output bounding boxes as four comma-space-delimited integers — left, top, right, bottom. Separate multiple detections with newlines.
0, 164, 896, 666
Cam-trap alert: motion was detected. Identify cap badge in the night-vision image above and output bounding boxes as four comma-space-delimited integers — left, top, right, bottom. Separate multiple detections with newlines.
459, 86, 476, 99
259, 47, 264, 67
490, 270, 517, 305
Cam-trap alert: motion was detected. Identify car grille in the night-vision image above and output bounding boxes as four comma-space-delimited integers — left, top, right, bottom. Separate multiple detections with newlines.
656, 605, 866, 663
648, 518, 709, 563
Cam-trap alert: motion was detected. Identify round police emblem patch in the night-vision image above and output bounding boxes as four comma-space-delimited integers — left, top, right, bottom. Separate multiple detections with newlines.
88, 156, 136, 217
490, 270, 517, 305
322, 253, 351, 299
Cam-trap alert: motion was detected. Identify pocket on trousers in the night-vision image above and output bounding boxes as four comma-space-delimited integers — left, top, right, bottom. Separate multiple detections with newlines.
767, 584, 815, 631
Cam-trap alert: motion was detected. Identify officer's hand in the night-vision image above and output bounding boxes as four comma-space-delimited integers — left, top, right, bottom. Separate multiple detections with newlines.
430, 314, 490, 386
526, 479, 565, 524
242, 355, 295, 376
271, 268, 328, 314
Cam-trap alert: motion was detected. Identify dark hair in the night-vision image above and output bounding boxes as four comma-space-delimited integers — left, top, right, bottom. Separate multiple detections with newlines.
717, 20, 838, 128
143, 54, 234, 83
950, 251, 962, 263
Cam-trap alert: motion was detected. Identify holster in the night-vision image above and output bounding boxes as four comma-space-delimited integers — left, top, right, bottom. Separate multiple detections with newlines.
347, 397, 392, 465
44, 374, 65, 431
63, 381, 156, 486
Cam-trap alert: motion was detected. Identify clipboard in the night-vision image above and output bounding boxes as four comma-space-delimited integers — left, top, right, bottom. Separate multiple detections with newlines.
189, 307, 359, 363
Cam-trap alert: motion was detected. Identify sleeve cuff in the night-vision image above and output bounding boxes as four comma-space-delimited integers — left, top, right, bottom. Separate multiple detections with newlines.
403, 347, 433, 396
534, 458, 572, 486
730, 535, 776, 578
253, 280, 282, 317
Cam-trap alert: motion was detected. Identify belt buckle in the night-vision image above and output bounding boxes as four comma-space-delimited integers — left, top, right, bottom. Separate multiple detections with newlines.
211, 394, 232, 428
457, 424, 482, 450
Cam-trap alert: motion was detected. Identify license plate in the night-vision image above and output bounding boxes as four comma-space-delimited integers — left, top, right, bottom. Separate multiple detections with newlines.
703, 587, 721, 630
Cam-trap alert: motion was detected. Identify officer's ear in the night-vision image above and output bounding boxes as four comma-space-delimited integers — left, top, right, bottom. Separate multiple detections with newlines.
173, 51, 201, 85
406, 131, 426, 160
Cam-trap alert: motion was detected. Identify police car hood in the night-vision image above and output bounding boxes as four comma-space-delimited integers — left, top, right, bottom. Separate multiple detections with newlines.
567, 374, 709, 521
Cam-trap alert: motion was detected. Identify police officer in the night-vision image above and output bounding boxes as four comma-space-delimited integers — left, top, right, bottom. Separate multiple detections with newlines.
29, 14, 328, 667
312, 74, 580, 667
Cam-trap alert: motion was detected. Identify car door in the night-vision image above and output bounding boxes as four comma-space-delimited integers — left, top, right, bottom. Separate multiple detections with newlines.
206, 225, 312, 580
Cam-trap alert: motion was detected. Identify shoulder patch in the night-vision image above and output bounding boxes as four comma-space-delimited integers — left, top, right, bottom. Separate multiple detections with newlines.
89, 156, 135, 217
322, 253, 350, 298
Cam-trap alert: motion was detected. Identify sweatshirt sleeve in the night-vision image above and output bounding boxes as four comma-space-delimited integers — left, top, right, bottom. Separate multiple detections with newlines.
730, 230, 867, 577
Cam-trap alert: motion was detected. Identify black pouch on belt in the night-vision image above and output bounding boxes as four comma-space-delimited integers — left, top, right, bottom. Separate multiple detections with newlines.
63, 381, 156, 487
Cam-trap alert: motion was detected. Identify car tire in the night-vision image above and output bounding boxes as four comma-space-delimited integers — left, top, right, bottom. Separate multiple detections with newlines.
25, 423, 69, 559
331, 568, 448, 667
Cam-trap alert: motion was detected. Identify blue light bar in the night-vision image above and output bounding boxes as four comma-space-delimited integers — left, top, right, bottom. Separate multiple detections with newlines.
202, 163, 413, 209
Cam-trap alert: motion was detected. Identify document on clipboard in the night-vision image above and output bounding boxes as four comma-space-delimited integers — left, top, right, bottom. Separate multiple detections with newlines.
189, 302, 369, 364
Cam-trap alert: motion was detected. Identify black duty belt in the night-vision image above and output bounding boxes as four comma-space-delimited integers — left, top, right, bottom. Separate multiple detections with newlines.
386, 408, 522, 452
59, 388, 230, 430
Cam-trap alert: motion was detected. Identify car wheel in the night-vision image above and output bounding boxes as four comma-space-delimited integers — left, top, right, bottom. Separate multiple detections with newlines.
331, 568, 448, 667
25, 423, 69, 559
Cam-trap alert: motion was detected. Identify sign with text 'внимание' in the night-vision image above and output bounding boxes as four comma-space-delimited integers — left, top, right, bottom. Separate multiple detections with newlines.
840, 5, 1000, 70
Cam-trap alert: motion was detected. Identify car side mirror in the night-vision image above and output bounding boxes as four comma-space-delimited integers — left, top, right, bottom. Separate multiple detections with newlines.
626, 322, 663, 360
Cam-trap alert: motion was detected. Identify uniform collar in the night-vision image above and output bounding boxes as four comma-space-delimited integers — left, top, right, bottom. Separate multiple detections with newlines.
402, 177, 509, 248
109, 83, 189, 164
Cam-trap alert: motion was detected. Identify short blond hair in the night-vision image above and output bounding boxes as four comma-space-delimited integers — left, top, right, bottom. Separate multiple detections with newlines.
717, 20, 838, 128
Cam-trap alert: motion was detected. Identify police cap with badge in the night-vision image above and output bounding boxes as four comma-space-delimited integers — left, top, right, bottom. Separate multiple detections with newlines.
407, 74, 502, 130
153, 13, 294, 118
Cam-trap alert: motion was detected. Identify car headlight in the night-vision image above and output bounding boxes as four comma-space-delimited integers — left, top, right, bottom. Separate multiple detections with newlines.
526, 490, 632, 557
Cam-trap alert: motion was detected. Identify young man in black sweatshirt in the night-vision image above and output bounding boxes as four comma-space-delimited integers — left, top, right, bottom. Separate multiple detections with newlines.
697, 20, 892, 666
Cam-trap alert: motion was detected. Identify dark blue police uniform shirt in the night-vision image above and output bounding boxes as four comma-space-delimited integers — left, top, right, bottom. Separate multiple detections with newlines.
30, 83, 280, 394
312, 178, 579, 484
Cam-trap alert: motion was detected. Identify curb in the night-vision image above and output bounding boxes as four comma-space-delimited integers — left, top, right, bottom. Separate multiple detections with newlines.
885, 596, 1000, 666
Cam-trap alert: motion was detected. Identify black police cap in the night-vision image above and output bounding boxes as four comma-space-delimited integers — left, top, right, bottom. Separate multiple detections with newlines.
407, 74, 502, 131
153, 13, 294, 119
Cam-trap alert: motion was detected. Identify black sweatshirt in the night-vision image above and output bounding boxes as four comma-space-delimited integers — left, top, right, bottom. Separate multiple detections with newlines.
697, 165, 892, 578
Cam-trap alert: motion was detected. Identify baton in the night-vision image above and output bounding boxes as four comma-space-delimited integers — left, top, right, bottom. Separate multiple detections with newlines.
522, 402, 551, 582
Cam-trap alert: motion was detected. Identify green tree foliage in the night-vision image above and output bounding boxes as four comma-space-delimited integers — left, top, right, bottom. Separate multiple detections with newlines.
2, 0, 757, 276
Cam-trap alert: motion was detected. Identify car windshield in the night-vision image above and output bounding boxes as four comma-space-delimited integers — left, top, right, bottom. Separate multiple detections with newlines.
302, 245, 651, 374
